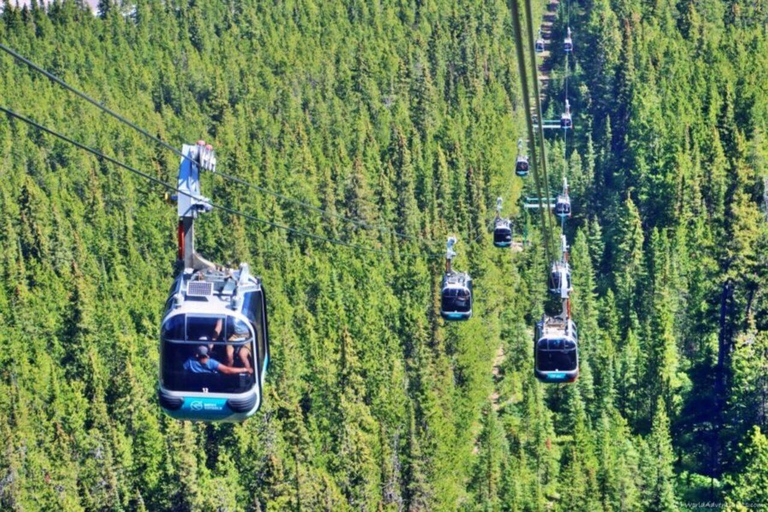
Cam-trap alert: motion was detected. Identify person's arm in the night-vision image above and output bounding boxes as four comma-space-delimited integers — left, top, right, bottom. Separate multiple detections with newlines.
216, 362, 253, 375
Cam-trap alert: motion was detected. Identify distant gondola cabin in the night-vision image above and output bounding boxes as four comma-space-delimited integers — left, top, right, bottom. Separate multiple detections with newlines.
549, 262, 572, 295
516, 155, 530, 177
554, 194, 572, 218
494, 218, 513, 248
560, 112, 572, 129
441, 272, 473, 321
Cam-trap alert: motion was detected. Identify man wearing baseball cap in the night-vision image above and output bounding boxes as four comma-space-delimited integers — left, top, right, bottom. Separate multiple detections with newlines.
183, 345, 253, 375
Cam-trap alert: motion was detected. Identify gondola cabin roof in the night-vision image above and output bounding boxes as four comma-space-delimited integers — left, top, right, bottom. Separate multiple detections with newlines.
167, 266, 262, 316
443, 271, 472, 288
539, 315, 577, 340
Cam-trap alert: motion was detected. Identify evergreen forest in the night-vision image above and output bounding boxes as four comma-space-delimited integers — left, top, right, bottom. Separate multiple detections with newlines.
1, 0, 768, 510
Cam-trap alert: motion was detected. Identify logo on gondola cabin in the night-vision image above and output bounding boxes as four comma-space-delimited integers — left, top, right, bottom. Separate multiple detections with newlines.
190, 401, 204, 411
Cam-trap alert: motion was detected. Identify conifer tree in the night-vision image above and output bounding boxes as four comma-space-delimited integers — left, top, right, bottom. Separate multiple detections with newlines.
612, 195, 645, 329
723, 426, 768, 510
641, 398, 679, 511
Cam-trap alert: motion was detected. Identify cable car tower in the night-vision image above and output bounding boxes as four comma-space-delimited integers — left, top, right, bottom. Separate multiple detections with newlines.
538, 101, 573, 131
158, 141, 270, 422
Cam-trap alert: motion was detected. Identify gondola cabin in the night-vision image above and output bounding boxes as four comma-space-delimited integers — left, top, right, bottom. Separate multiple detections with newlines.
441, 272, 473, 321
564, 33, 573, 53
493, 218, 513, 248
534, 316, 579, 382
535, 38, 545, 53
549, 262, 572, 296
159, 264, 270, 422
560, 111, 572, 129
516, 155, 530, 177
554, 194, 572, 218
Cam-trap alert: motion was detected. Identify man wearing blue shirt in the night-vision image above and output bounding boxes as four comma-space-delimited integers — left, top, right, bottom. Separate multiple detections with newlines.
184, 345, 253, 375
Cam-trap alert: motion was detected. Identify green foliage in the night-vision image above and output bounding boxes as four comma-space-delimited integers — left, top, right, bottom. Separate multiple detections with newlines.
0, 0, 767, 507
723, 426, 768, 511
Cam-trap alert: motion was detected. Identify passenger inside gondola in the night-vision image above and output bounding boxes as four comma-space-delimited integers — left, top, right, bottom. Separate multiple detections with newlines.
162, 314, 256, 393
442, 287, 471, 313
183, 345, 252, 375
225, 318, 253, 370
188, 316, 224, 344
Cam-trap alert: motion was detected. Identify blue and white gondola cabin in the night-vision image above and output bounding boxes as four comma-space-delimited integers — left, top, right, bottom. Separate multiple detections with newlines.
560, 111, 573, 129
549, 262, 572, 295
493, 218, 513, 248
516, 155, 530, 177
554, 194, 572, 218
158, 264, 270, 422
534, 316, 579, 383
441, 272, 473, 321
564, 28, 574, 53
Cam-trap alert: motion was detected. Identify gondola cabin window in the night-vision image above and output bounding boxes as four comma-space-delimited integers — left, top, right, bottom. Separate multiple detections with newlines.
161, 314, 256, 394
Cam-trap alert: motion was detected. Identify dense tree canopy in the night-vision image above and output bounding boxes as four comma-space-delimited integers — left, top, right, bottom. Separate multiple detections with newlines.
0, 0, 767, 510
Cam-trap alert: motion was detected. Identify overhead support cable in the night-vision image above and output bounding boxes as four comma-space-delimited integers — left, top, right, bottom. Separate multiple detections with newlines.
510, 0, 554, 267
522, 0, 556, 258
